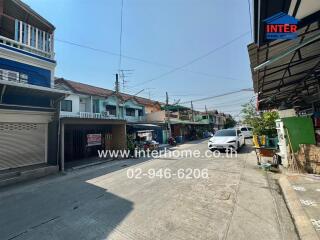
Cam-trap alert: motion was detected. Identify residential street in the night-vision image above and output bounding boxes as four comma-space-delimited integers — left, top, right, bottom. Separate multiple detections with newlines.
0, 140, 298, 240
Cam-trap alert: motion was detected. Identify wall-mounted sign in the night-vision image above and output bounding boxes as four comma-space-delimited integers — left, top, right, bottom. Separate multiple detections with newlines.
264, 12, 298, 40
87, 134, 101, 146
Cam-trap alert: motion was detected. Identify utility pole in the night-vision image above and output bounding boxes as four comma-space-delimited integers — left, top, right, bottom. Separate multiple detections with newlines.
115, 73, 120, 118
205, 105, 209, 122
166, 92, 171, 138
191, 101, 194, 122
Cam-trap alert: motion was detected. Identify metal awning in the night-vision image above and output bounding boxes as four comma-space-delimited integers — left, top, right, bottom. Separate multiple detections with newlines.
137, 130, 154, 133
170, 120, 208, 125
131, 124, 161, 128
0, 79, 70, 96
248, 21, 320, 110
0, 80, 70, 109
127, 124, 162, 130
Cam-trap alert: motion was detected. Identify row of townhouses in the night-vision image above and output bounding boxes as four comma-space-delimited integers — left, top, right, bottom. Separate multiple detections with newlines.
0, 0, 231, 177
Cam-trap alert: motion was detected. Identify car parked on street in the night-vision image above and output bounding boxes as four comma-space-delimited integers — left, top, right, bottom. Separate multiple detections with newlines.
239, 126, 253, 138
208, 129, 245, 152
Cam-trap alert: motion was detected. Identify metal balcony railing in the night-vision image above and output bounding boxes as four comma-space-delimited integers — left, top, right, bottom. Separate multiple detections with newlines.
60, 111, 122, 120
124, 115, 146, 122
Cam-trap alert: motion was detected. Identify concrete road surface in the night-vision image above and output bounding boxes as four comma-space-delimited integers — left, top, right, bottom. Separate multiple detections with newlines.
0, 140, 298, 240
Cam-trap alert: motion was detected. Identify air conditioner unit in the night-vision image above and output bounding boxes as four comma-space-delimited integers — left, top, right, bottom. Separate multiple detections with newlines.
7, 71, 19, 82
0, 69, 19, 82
101, 111, 110, 117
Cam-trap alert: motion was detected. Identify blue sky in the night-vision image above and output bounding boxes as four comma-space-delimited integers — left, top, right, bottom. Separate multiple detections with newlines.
24, 0, 254, 118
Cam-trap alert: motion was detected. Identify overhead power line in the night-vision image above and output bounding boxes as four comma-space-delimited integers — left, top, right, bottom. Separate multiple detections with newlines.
247, 0, 253, 41
130, 31, 250, 88
191, 97, 254, 109
55, 39, 247, 83
179, 88, 253, 104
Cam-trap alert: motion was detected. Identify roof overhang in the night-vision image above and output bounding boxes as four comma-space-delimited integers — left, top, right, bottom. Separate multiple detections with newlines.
127, 123, 162, 129
170, 120, 208, 125
0, 80, 70, 107
248, 21, 320, 111
0, 79, 69, 96
11, 0, 55, 30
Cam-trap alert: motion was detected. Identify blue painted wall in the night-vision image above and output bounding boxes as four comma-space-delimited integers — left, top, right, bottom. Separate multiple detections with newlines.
3, 88, 51, 107
0, 57, 51, 87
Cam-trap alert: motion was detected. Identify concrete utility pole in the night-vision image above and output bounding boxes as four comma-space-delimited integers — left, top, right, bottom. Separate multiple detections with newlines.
166, 92, 171, 138
115, 73, 120, 118
205, 105, 209, 124
191, 101, 194, 122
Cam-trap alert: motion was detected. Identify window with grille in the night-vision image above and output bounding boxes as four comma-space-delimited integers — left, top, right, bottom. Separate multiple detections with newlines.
106, 105, 116, 115
138, 109, 144, 116
93, 100, 100, 113
126, 108, 135, 116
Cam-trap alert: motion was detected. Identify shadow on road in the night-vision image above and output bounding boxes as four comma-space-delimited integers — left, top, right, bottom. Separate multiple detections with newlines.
0, 158, 155, 239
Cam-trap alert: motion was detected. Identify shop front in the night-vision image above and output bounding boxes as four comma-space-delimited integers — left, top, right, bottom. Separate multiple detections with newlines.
171, 121, 210, 143
248, 0, 320, 173
127, 123, 166, 144
0, 81, 67, 172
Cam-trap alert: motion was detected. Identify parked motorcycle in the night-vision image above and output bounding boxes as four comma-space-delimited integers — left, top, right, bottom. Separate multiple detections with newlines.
168, 137, 177, 146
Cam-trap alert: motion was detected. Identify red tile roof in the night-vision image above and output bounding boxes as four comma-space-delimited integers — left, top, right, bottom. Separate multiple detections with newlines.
55, 78, 161, 106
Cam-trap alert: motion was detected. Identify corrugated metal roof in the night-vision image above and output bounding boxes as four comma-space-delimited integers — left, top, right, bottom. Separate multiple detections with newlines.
55, 78, 162, 106
248, 21, 320, 110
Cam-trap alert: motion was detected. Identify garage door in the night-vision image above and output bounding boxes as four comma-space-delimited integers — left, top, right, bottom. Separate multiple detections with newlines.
0, 123, 46, 170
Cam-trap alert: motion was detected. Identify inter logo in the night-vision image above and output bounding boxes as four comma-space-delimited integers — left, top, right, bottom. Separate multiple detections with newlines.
264, 12, 299, 40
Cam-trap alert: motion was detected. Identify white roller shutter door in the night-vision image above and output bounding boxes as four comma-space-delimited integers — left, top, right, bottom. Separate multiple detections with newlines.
0, 123, 46, 170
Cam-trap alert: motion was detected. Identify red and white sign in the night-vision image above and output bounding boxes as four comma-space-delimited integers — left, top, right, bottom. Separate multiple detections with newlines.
87, 134, 101, 146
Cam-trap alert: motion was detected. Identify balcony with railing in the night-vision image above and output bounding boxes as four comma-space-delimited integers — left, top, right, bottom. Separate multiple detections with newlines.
60, 111, 122, 120
60, 111, 148, 122
124, 115, 146, 122
0, 1, 55, 60
0, 20, 54, 59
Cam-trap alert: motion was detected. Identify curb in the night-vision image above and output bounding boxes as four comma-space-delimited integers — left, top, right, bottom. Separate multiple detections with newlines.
279, 176, 319, 240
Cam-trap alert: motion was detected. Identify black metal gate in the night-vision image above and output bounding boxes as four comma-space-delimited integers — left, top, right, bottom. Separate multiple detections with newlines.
64, 124, 112, 162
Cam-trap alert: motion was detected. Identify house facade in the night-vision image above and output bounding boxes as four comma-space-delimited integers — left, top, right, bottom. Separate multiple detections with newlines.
55, 78, 165, 167
146, 105, 214, 142
56, 78, 153, 122
0, 0, 67, 172
55, 78, 127, 168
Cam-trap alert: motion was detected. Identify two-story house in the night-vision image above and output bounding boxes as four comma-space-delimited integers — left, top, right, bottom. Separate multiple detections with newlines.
0, 0, 67, 174
55, 78, 163, 168
146, 105, 211, 142
55, 78, 127, 168
206, 110, 225, 130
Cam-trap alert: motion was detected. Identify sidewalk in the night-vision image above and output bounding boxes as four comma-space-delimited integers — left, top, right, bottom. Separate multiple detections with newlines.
280, 174, 320, 239
226, 147, 299, 240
